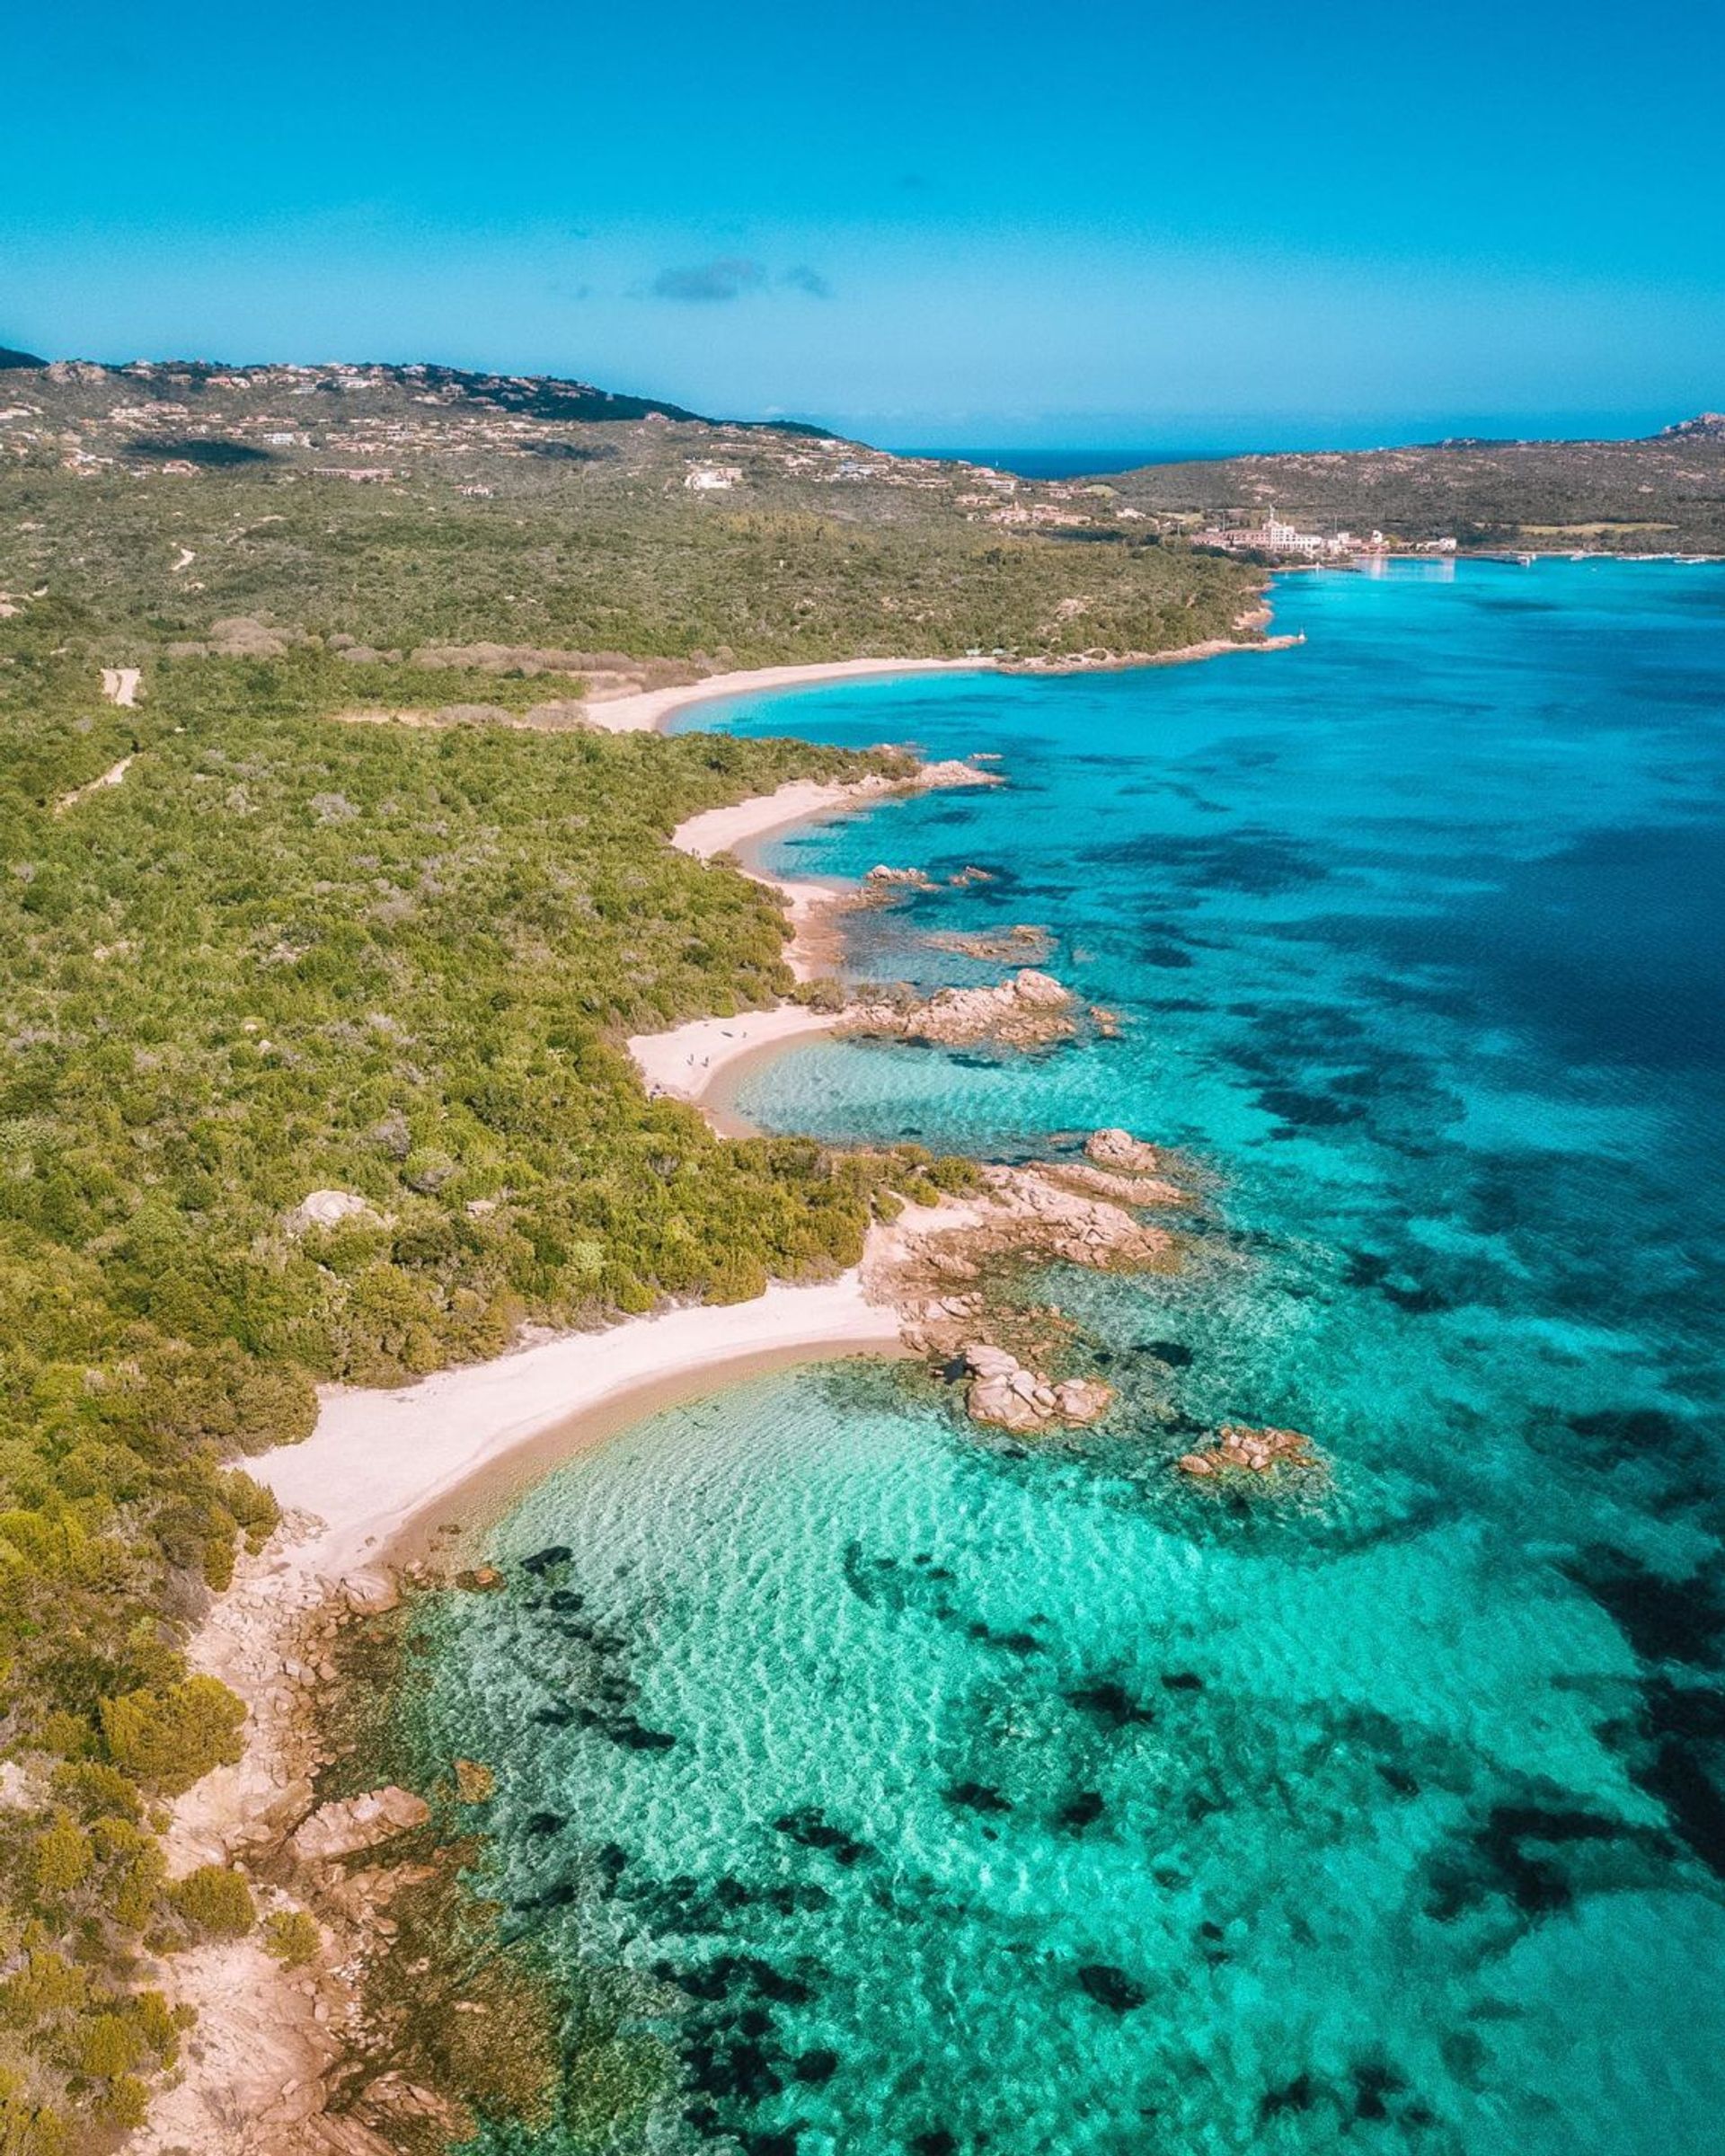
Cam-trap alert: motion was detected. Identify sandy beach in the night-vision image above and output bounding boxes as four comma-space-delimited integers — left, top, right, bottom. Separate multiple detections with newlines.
671, 771, 916, 976
586, 655, 993, 733
137, 632, 1283, 2152
145, 1247, 940, 2156
626, 764, 992, 1127
254, 1272, 905, 1594
582, 632, 1296, 736
631, 1004, 842, 1131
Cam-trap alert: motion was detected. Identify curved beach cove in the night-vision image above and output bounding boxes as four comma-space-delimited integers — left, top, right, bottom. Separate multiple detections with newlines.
406, 563, 1725, 2155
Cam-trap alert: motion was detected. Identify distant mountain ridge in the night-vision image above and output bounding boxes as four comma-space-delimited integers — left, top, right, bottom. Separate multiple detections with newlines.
0, 348, 827, 433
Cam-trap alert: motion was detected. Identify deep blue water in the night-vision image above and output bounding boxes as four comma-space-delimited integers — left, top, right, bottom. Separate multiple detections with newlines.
416, 562, 1725, 2155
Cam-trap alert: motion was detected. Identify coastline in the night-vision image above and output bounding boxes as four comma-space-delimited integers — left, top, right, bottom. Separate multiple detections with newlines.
142, 1239, 942, 2154
583, 625, 1296, 736
631, 1005, 841, 1134
255, 1272, 910, 1596
585, 655, 995, 733
627, 763, 1002, 1128
137, 617, 1296, 2152
668, 773, 898, 979
137, 755, 945, 2152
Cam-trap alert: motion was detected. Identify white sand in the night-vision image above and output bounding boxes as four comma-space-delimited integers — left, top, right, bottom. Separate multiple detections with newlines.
251, 1271, 902, 1594
100, 665, 142, 706
581, 634, 1303, 736
674, 773, 897, 978
585, 655, 990, 733
243, 763, 960, 1587
630, 1003, 841, 1121
627, 773, 900, 1123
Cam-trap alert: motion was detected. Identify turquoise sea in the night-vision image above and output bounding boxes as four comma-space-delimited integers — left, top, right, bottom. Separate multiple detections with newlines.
409, 562, 1725, 2154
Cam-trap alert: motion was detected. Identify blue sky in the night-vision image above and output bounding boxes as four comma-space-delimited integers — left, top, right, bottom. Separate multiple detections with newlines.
5, 0, 1721, 448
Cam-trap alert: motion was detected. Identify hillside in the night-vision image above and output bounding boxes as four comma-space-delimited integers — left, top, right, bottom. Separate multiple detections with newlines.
0, 357, 1258, 676
1107, 421, 1725, 553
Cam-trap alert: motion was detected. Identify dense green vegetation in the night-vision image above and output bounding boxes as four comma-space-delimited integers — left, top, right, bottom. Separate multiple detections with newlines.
0, 606, 962, 2147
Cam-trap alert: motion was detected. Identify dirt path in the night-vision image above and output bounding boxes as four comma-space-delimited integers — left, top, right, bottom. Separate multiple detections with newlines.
101, 666, 142, 706
55, 755, 133, 813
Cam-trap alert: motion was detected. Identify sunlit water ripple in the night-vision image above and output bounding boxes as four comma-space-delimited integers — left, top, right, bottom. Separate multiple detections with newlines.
407, 561, 1725, 2155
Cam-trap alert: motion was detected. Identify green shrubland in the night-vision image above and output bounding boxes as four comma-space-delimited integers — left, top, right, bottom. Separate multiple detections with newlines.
0, 608, 953, 2146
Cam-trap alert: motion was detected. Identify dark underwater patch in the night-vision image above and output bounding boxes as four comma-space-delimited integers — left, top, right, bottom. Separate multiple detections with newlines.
1565, 1547, 1725, 1668
1342, 1247, 1454, 1315
773, 1807, 874, 1867
1065, 1681, 1156, 1728
943, 1781, 1013, 1815
1259, 2072, 1317, 2117
1083, 826, 1331, 897
1634, 1739, 1725, 1880
607, 1718, 677, 1751
1076, 1963, 1147, 2012
520, 1543, 573, 1575
1427, 1796, 1670, 1921
1253, 1084, 1365, 1129
1270, 816, 1725, 1072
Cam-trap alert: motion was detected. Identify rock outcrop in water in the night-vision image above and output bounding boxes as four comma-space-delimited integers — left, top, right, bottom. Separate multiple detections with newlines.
1086, 1128, 1170, 1175
844, 968, 1078, 1048
1175, 1424, 1322, 1480
974, 1161, 1181, 1268
963, 1343, 1115, 1435
923, 923, 1055, 963
880, 1128, 1190, 1438
863, 863, 941, 891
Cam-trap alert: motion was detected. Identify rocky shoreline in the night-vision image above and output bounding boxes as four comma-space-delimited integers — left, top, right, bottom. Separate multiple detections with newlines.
134, 731, 1316, 2152
129, 1114, 1212, 2151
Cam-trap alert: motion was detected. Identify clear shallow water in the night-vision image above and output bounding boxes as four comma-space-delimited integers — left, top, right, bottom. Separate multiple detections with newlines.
413, 563, 1725, 2154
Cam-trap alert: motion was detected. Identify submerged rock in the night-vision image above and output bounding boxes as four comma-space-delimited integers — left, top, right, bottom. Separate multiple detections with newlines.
1076, 1962, 1149, 2013
519, 1544, 572, 1576
453, 1759, 495, 1804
